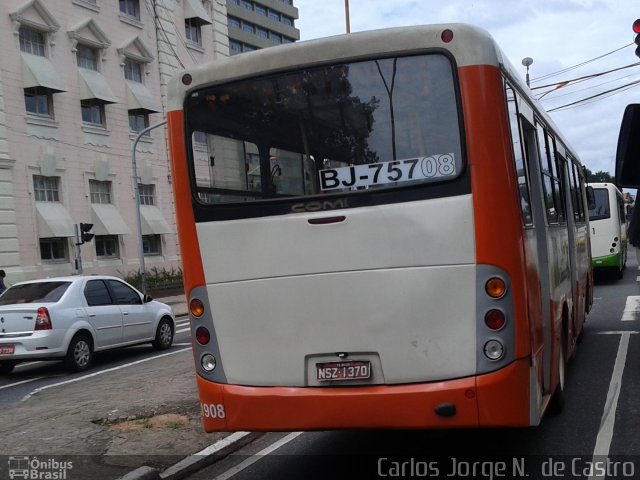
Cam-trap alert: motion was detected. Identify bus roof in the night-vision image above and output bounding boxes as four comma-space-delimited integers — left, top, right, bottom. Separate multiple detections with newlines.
167, 23, 508, 111
167, 23, 581, 166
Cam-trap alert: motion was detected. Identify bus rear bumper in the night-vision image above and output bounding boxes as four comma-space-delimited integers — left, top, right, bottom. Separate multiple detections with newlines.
196, 358, 532, 431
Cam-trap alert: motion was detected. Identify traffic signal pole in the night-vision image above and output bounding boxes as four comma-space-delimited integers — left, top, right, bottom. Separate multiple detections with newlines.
131, 120, 167, 295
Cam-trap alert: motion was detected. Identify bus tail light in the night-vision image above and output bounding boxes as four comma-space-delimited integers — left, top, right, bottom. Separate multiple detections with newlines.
201, 353, 217, 372
190, 298, 205, 317
483, 340, 504, 361
484, 309, 506, 330
485, 277, 506, 299
441, 29, 454, 43
196, 326, 211, 345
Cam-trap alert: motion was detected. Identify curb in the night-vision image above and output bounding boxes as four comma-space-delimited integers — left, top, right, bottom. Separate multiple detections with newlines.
117, 432, 261, 480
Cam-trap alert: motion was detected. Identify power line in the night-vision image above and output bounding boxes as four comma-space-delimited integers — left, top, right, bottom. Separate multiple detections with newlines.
533, 62, 640, 93
547, 79, 640, 112
530, 42, 633, 84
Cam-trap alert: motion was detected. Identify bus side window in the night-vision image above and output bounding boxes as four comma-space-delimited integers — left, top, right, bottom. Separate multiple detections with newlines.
505, 84, 533, 226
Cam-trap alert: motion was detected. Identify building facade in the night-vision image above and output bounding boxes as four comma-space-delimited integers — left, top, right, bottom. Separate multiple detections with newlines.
0, 0, 236, 284
226, 0, 299, 54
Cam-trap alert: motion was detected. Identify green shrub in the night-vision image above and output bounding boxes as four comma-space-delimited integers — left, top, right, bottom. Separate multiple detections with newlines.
119, 266, 183, 292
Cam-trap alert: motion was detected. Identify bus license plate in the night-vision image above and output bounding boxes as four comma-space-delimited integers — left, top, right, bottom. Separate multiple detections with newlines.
0, 345, 15, 355
316, 361, 371, 381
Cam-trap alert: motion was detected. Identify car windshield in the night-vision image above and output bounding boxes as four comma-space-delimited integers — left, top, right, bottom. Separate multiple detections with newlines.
0, 281, 71, 305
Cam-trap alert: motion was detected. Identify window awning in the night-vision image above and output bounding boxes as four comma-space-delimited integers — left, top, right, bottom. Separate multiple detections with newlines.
140, 205, 172, 235
91, 204, 131, 235
22, 53, 67, 92
185, 0, 212, 25
36, 203, 75, 238
125, 80, 160, 113
78, 68, 118, 104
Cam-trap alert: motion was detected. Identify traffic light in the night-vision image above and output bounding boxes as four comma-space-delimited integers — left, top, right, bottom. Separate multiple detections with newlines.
79, 223, 94, 243
634, 19, 640, 58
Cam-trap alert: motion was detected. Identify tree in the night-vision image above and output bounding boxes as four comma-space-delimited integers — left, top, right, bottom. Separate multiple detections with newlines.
584, 167, 614, 183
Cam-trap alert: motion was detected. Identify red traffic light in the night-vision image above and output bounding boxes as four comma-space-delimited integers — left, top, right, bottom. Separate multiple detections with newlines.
634, 19, 640, 34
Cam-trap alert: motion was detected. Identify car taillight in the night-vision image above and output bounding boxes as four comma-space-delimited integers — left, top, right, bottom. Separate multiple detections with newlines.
35, 307, 52, 330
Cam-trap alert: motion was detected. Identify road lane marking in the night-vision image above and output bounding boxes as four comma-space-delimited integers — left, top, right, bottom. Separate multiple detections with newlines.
621, 296, 640, 321
588, 332, 630, 480
20, 347, 191, 402
213, 432, 304, 480
0, 377, 45, 391
161, 431, 252, 479
594, 331, 639, 335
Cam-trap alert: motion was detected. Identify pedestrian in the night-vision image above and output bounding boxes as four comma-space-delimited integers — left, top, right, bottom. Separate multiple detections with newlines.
0, 270, 7, 294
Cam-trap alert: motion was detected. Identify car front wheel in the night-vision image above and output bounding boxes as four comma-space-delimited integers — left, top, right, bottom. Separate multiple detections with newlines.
65, 334, 93, 372
152, 317, 174, 350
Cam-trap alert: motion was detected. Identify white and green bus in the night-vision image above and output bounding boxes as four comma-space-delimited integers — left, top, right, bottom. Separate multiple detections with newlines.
588, 182, 627, 278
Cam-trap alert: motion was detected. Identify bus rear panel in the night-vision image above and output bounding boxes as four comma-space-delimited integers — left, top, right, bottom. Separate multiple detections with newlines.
166, 24, 589, 431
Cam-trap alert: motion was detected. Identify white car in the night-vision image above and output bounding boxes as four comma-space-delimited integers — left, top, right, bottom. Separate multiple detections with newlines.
0, 275, 175, 374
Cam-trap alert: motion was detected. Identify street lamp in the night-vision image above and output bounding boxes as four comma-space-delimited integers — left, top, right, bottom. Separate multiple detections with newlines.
131, 120, 167, 295
521, 57, 533, 87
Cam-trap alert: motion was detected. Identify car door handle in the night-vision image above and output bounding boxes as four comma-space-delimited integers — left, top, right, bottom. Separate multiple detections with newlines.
122, 311, 129, 315
88, 313, 96, 317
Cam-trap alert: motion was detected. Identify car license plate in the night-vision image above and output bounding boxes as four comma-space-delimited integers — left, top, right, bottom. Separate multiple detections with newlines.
316, 360, 371, 381
0, 345, 15, 355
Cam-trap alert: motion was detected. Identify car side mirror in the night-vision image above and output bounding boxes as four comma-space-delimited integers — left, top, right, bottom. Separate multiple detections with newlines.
615, 104, 640, 188
143, 294, 153, 303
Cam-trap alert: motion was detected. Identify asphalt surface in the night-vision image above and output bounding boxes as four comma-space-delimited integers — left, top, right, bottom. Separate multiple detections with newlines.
0, 295, 239, 480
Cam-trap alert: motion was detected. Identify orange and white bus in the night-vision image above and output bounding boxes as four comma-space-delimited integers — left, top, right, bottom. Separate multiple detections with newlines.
166, 23, 593, 431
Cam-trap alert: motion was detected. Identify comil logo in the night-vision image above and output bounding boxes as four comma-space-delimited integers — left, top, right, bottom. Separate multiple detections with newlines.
7, 456, 73, 479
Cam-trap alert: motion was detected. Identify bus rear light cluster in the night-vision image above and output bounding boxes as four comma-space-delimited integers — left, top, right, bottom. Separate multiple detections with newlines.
196, 326, 211, 345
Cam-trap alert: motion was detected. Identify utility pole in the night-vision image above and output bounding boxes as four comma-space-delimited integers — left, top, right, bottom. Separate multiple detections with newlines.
344, 0, 350, 33
131, 120, 167, 295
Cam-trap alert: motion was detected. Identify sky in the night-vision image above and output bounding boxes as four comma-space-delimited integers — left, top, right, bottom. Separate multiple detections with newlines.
294, 0, 640, 177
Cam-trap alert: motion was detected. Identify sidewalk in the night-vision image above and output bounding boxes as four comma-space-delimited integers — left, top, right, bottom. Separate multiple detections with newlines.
0, 294, 245, 480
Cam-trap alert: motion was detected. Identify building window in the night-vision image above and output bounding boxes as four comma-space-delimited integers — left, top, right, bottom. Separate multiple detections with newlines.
256, 27, 269, 39
34, 175, 60, 202
77, 44, 99, 70
124, 57, 143, 83
24, 87, 53, 117
268, 10, 280, 21
95, 235, 119, 258
119, 0, 140, 19
40, 238, 68, 261
19, 26, 46, 56
142, 234, 162, 255
228, 17, 240, 29
271, 33, 282, 44
185, 18, 202, 44
138, 184, 155, 205
281, 15, 293, 26
243, 23, 255, 34
81, 99, 106, 126
129, 110, 150, 134
230, 40, 242, 54
241, 0, 253, 10
255, 4, 267, 15
227, 0, 239, 5
89, 180, 112, 204
243, 44, 256, 52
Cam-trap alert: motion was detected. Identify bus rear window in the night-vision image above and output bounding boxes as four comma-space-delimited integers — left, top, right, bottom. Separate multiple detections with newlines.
588, 188, 610, 221
186, 53, 463, 205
